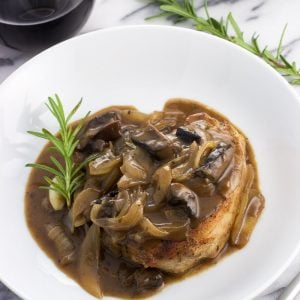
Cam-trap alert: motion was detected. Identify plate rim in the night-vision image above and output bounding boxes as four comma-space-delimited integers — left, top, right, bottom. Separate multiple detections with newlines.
0, 24, 300, 300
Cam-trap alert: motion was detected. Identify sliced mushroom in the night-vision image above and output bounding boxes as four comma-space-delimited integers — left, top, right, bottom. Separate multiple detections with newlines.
195, 142, 234, 182
78, 111, 121, 149
131, 124, 174, 160
133, 269, 164, 293
169, 183, 200, 219
88, 139, 106, 154
114, 125, 137, 155
118, 266, 164, 294
176, 126, 201, 144
118, 264, 135, 288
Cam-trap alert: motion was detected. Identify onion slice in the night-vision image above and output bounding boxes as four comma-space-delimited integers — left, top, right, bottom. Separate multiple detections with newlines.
78, 224, 102, 298
152, 165, 172, 205
71, 188, 100, 227
91, 191, 146, 231
139, 217, 170, 238
231, 164, 255, 247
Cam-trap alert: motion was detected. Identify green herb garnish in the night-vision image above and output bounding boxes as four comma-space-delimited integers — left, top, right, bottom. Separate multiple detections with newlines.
26, 95, 97, 207
148, 0, 300, 85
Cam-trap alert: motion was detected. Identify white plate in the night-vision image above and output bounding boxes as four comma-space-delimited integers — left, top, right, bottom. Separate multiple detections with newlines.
0, 25, 300, 300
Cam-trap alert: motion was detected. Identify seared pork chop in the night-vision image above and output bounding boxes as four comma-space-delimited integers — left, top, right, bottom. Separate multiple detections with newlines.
103, 103, 248, 274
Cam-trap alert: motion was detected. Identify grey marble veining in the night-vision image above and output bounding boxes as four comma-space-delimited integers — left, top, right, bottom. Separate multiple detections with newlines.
1, 0, 300, 299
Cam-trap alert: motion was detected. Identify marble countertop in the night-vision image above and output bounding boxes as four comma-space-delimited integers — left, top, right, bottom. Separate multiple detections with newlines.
1, 0, 300, 299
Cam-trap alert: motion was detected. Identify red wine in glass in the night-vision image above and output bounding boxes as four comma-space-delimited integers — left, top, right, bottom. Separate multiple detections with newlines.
0, 0, 94, 51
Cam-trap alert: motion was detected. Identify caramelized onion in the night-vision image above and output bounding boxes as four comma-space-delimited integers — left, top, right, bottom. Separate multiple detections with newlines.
71, 188, 100, 227
91, 191, 146, 231
46, 224, 75, 265
186, 112, 218, 128
117, 175, 146, 190
231, 164, 255, 247
232, 193, 265, 248
172, 141, 216, 181
139, 216, 189, 241
120, 149, 150, 180
150, 111, 185, 133
115, 190, 130, 213
139, 217, 170, 238
118, 148, 153, 189
132, 215, 189, 242
101, 167, 122, 193
78, 224, 102, 298
152, 165, 172, 205
89, 149, 121, 176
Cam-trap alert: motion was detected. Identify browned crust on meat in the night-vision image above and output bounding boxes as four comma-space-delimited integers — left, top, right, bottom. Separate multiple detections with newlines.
106, 117, 247, 274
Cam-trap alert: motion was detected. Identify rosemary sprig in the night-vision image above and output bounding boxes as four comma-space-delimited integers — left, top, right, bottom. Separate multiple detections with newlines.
148, 0, 300, 85
26, 95, 96, 207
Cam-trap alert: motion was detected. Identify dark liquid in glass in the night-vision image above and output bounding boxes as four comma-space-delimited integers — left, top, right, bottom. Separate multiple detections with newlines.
0, 0, 94, 51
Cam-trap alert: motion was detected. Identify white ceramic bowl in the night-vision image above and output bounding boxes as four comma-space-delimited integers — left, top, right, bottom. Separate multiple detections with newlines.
0, 25, 300, 300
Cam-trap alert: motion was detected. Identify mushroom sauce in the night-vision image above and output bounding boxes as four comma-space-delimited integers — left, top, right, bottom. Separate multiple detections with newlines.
25, 99, 265, 298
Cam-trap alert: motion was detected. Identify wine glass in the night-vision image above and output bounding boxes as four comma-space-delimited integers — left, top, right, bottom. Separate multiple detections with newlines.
0, 0, 94, 51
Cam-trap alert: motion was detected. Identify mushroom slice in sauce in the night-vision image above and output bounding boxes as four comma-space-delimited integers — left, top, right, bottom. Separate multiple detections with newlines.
195, 142, 234, 182
169, 183, 201, 219
131, 124, 174, 160
176, 126, 202, 144
78, 111, 121, 149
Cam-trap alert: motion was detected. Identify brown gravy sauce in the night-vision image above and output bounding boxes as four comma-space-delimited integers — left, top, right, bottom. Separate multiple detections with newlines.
25, 99, 264, 298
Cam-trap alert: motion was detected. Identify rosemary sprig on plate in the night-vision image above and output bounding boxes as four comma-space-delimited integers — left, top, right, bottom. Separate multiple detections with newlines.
26, 95, 96, 207
148, 0, 300, 85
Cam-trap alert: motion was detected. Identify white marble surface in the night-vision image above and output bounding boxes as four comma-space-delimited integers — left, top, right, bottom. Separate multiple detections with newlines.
1, 0, 300, 299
